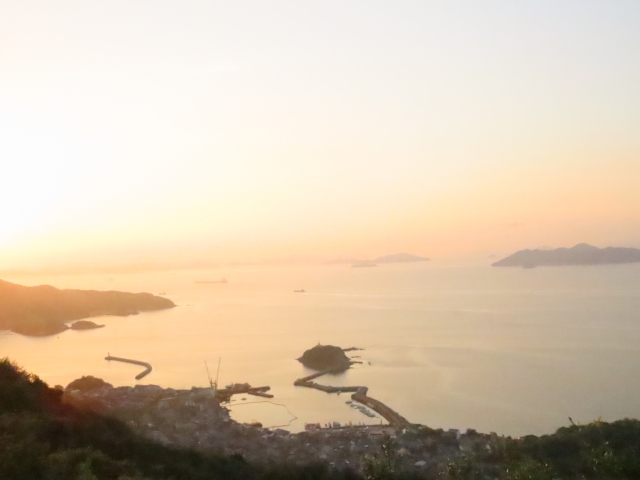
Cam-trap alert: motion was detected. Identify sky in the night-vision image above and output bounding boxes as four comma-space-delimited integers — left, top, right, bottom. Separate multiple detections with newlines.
1, 1, 640, 271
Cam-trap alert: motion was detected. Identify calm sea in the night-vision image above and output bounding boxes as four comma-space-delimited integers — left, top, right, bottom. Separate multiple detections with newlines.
2, 262, 640, 435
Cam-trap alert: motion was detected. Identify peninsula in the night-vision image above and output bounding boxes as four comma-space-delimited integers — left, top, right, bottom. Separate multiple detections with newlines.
0, 279, 175, 336
492, 243, 640, 268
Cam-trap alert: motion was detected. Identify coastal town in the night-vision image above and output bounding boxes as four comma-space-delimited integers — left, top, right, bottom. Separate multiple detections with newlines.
63, 376, 495, 473
61, 345, 499, 474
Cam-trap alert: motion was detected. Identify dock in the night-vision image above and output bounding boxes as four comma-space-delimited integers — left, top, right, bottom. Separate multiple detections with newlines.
105, 355, 152, 380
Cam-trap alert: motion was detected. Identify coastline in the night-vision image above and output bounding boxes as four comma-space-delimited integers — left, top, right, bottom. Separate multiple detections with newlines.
3, 264, 640, 437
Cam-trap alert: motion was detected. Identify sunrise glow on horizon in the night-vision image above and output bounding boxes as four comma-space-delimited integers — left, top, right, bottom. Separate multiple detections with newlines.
2, 1, 640, 271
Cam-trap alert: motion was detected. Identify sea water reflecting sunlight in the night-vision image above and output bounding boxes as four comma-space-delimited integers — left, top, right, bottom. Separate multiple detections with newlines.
1, 262, 640, 435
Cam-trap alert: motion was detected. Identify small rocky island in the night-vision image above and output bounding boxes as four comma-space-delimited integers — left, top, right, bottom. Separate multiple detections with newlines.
0, 279, 175, 336
298, 344, 353, 372
492, 243, 640, 268
70, 320, 105, 330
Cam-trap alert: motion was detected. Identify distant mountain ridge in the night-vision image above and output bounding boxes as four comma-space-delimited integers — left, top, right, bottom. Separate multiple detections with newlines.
325, 253, 429, 266
0, 280, 174, 336
492, 244, 640, 268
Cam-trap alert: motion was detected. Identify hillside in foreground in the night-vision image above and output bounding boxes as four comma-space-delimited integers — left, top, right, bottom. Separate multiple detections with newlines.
0, 280, 174, 336
2, 358, 640, 479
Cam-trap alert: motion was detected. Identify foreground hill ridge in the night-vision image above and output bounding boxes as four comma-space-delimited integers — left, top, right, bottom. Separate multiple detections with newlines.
493, 243, 640, 268
0, 279, 174, 336
3, 358, 640, 479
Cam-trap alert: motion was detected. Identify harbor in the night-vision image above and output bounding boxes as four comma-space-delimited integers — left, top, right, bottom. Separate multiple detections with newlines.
103, 348, 409, 432
62, 378, 474, 471
293, 362, 411, 430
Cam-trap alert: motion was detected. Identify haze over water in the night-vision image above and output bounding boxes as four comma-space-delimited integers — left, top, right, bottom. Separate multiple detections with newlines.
2, 262, 640, 435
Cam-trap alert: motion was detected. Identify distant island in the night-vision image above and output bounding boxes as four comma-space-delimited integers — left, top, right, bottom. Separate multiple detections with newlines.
195, 278, 227, 284
492, 243, 640, 268
328, 252, 429, 267
351, 261, 378, 268
0, 279, 175, 336
372, 253, 429, 263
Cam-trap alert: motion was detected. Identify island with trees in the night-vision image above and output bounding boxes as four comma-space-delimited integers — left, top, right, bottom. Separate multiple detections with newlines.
297, 344, 353, 372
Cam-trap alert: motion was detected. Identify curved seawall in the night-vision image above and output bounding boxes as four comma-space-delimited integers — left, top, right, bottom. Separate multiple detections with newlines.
105, 355, 152, 380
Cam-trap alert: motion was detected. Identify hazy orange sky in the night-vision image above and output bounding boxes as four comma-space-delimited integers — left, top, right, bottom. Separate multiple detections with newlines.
1, 1, 640, 271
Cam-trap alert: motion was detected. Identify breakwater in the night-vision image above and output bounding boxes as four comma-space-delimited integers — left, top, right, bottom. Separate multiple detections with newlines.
294, 370, 363, 393
105, 355, 152, 380
352, 387, 411, 428
293, 366, 411, 429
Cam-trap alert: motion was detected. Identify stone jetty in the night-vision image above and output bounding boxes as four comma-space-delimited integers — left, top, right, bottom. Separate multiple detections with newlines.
293, 370, 362, 393
105, 355, 153, 380
352, 387, 411, 429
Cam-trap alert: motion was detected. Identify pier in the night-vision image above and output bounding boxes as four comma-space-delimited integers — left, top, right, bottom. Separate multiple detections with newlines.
105, 355, 152, 380
215, 383, 274, 402
247, 387, 274, 398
